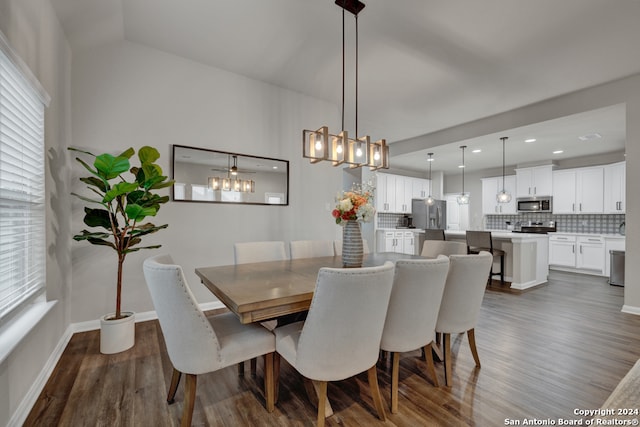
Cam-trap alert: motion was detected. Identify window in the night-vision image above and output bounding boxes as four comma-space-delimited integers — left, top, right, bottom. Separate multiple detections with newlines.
0, 43, 46, 319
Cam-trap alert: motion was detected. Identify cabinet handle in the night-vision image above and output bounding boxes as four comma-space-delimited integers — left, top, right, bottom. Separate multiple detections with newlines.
534, 186, 537, 194
572, 245, 575, 253
587, 238, 600, 242
572, 203, 575, 212
580, 245, 583, 254
579, 203, 582, 212
529, 187, 531, 195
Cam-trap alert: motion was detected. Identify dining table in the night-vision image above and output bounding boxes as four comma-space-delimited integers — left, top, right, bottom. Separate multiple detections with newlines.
195, 252, 423, 325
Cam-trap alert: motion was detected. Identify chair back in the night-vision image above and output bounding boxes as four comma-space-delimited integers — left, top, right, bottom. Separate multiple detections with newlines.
333, 239, 370, 256
466, 231, 493, 252
424, 229, 446, 241
294, 262, 395, 381
234, 241, 287, 264
143, 254, 222, 374
380, 256, 450, 352
289, 240, 335, 259
421, 240, 467, 257
436, 252, 493, 334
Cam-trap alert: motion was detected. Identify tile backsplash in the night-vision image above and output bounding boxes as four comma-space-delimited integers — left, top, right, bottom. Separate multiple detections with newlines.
378, 213, 409, 228
486, 213, 625, 234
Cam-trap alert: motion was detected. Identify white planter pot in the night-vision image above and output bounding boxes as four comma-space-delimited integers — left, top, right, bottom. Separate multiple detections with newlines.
100, 311, 135, 354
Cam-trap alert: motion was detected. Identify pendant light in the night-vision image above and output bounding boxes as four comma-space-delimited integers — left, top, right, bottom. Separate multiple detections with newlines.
456, 145, 470, 205
496, 136, 512, 203
302, 0, 388, 170
425, 153, 435, 205
230, 155, 238, 176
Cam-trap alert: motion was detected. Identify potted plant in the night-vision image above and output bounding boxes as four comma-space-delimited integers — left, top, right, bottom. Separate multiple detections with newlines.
70, 146, 174, 354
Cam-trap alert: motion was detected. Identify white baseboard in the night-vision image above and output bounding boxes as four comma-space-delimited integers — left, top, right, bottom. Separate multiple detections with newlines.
621, 305, 640, 316
8, 300, 226, 426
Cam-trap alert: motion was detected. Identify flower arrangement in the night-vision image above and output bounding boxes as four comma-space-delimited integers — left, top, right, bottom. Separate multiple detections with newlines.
331, 183, 375, 225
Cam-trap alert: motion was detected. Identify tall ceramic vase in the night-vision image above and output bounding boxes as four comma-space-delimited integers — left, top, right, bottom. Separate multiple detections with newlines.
342, 220, 364, 268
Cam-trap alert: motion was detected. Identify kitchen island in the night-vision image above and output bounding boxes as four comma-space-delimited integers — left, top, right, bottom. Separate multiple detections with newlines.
444, 230, 549, 290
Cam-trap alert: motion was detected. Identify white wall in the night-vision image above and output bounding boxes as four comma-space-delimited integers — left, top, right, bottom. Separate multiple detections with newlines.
69, 40, 343, 322
0, 0, 72, 425
393, 74, 640, 313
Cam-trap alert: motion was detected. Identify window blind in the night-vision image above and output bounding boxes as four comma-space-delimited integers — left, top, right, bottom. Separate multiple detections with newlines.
0, 47, 46, 319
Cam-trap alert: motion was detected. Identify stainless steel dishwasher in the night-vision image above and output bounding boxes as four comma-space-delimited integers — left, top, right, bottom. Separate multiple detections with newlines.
609, 250, 625, 286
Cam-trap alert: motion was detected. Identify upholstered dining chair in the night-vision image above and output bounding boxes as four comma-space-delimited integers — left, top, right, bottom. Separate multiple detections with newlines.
233, 241, 287, 264
421, 240, 467, 258
274, 262, 395, 427
333, 239, 370, 256
380, 256, 450, 413
435, 251, 493, 386
289, 240, 335, 259
143, 254, 276, 427
466, 230, 505, 285
424, 228, 446, 241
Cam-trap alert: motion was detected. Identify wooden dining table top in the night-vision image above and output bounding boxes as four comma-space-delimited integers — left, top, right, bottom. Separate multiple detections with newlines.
195, 252, 423, 324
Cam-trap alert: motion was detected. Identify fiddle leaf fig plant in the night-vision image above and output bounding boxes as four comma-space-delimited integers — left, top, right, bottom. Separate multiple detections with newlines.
70, 146, 174, 320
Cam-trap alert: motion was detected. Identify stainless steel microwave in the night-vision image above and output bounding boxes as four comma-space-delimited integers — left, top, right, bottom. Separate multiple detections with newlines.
517, 197, 552, 213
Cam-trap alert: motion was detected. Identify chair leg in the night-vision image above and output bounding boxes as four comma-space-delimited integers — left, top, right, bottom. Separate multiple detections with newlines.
263, 353, 275, 412
181, 374, 197, 427
390, 352, 400, 413
467, 328, 481, 367
500, 254, 505, 285
367, 365, 387, 422
423, 342, 439, 387
315, 380, 328, 427
237, 362, 244, 376
443, 333, 452, 386
274, 353, 280, 404
251, 357, 257, 377
167, 368, 182, 404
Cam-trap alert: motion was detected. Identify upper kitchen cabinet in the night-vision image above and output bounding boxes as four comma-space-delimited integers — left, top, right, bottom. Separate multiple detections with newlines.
411, 177, 430, 199
515, 165, 553, 197
482, 176, 516, 215
552, 167, 604, 214
375, 173, 417, 214
604, 161, 626, 213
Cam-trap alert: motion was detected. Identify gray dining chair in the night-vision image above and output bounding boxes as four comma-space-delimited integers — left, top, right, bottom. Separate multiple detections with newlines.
380, 256, 450, 413
435, 251, 493, 386
274, 262, 395, 427
143, 254, 276, 426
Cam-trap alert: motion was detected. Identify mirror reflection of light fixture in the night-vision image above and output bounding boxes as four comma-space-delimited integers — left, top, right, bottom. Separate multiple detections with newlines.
302, 0, 388, 170
496, 136, 512, 203
457, 145, 470, 205
425, 153, 435, 206
230, 155, 238, 175
208, 154, 255, 193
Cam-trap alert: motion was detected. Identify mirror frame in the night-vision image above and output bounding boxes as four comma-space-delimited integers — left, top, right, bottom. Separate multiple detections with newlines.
171, 144, 289, 206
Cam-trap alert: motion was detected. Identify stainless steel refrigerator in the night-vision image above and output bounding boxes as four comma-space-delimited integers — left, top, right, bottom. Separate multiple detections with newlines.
411, 199, 446, 230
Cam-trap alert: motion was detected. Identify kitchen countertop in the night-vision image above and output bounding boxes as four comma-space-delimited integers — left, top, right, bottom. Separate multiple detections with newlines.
548, 232, 626, 238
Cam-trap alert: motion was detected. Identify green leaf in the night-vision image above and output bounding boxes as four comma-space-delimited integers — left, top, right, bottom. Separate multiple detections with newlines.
124, 244, 162, 254
118, 147, 135, 159
129, 223, 168, 238
103, 182, 139, 203
87, 237, 117, 250
125, 204, 157, 221
139, 146, 160, 164
125, 236, 142, 248
80, 176, 107, 192
68, 147, 96, 157
72, 230, 113, 241
83, 207, 112, 229
94, 154, 131, 180
149, 179, 175, 190
71, 192, 104, 205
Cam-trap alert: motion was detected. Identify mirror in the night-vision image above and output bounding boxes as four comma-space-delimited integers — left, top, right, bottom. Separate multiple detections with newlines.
172, 145, 289, 205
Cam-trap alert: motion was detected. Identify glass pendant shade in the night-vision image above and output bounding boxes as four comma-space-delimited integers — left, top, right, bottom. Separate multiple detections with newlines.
426, 195, 436, 205
457, 146, 469, 205
425, 152, 435, 205
496, 136, 511, 203
497, 189, 512, 203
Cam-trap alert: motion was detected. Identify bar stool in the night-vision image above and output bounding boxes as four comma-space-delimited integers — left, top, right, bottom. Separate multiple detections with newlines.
465, 231, 505, 285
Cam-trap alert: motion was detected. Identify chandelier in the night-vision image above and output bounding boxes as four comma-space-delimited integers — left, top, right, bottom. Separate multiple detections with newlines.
302, 0, 388, 170
208, 155, 255, 193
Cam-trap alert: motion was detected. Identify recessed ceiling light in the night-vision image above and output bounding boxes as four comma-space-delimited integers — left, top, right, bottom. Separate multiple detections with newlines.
458, 165, 465, 169
525, 138, 536, 143
472, 149, 481, 153
553, 150, 564, 154
427, 157, 435, 162
273, 166, 278, 169
578, 133, 602, 141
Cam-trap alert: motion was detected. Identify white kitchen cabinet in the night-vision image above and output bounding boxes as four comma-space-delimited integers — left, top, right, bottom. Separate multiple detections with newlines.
516, 165, 553, 197
394, 177, 413, 213
375, 173, 416, 213
403, 231, 415, 255
549, 235, 577, 267
411, 177, 430, 199
549, 233, 605, 275
380, 230, 416, 254
376, 173, 391, 213
552, 167, 604, 214
576, 235, 605, 274
604, 161, 626, 213
481, 175, 516, 215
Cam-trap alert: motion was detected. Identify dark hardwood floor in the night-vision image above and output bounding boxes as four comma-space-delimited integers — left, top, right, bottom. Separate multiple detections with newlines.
25, 271, 640, 426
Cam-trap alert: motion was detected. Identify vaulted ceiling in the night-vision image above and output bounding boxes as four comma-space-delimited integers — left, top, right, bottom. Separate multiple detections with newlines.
51, 0, 640, 173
